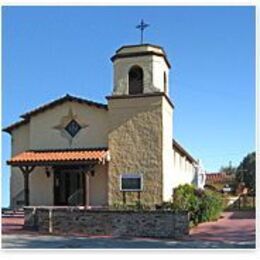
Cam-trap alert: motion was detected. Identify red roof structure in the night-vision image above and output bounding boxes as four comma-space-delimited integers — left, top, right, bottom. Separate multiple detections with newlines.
206, 172, 235, 184
7, 148, 109, 166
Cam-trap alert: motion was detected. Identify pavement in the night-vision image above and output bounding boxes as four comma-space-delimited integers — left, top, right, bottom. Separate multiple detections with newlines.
187, 211, 255, 243
1, 211, 25, 235
1, 210, 256, 249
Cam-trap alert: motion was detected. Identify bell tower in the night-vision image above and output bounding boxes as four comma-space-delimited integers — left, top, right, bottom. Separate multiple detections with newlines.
107, 44, 174, 206
111, 44, 171, 96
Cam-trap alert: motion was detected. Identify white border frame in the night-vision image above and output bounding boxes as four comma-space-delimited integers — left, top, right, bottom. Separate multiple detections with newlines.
119, 173, 143, 192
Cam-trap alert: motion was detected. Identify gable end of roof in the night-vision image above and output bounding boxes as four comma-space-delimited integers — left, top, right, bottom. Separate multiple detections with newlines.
2, 118, 30, 134
21, 94, 108, 119
3, 94, 108, 133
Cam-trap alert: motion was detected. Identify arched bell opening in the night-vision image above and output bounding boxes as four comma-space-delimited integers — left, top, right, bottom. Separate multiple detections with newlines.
128, 65, 144, 95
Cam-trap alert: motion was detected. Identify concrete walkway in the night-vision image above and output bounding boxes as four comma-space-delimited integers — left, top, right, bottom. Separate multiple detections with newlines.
1, 210, 255, 249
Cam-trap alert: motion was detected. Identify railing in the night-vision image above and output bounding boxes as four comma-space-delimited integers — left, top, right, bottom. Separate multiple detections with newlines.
225, 194, 256, 210
236, 194, 255, 210
68, 189, 84, 206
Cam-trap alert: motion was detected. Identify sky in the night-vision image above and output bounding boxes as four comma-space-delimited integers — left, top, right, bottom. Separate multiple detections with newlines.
2, 6, 255, 207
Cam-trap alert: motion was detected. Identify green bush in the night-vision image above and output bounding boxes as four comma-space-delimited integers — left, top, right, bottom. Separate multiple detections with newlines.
171, 184, 224, 226
199, 190, 224, 222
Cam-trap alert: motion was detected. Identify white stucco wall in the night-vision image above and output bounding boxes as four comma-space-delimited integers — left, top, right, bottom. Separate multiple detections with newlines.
172, 149, 196, 188
112, 46, 169, 95
113, 56, 153, 95
152, 55, 169, 95
89, 164, 108, 206
29, 101, 108, 150
12, 124, 30, 156
162, 97, 174, 201
30, 167, 53, 206
10, 124, 30, 208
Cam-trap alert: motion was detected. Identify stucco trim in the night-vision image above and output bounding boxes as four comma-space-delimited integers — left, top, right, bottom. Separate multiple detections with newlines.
115, 44, 167, 54
106, 92, 174, 109
111, 51, 171, 69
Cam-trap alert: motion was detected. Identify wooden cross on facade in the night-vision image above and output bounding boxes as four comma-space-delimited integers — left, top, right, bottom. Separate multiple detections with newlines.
136, 19, 150, 44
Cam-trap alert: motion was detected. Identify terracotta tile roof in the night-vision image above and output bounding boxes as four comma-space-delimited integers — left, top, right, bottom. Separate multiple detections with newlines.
206, 172, 235, 184
106, 92, 175, 109
7, 148, 109, 166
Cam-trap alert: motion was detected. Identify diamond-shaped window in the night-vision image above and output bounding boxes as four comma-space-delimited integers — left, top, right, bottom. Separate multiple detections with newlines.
65, 120, 81, 137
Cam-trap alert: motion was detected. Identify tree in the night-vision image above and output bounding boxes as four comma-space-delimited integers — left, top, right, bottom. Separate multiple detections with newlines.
236, 152, 256, 192
219, 165, 237, 175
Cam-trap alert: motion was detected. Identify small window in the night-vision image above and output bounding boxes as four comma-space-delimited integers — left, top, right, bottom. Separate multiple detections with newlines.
65, 119, 81, 137
120, 174, 142, 191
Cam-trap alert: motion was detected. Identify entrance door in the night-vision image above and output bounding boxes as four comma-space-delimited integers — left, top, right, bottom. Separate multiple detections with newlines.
54, 168, 85, 206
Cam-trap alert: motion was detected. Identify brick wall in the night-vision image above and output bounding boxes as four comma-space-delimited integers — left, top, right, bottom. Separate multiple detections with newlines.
24, 207, 189, 239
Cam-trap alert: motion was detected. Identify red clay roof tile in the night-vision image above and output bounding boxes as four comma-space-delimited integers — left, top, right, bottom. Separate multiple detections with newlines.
7, 148, 108, 166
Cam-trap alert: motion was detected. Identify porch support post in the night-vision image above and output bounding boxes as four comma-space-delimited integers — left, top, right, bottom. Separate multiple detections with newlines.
82, 171, 86, 206
19, 166, 35, 206
86, 173, 90, 208
81, 164, 96, 209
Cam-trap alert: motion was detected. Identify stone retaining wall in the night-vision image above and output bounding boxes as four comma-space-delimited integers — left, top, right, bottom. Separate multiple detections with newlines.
24, 207, 189, 238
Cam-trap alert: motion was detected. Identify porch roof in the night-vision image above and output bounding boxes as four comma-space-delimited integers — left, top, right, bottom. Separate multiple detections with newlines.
7, 148, 109, 166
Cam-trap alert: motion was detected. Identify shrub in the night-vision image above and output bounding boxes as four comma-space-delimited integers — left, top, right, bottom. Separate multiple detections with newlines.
171, 184, 224, 226
198, 190, 224, 222
171, 184, 201, 225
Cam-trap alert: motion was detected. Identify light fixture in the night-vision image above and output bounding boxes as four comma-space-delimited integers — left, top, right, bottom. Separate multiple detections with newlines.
45, 167, 51, 178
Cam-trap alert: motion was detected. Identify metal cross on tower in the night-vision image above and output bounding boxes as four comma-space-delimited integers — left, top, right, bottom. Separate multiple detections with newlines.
136, 19, 150, 44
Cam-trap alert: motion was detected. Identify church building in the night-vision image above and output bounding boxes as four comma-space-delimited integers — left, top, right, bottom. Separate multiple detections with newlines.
4, 44, 202, 209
